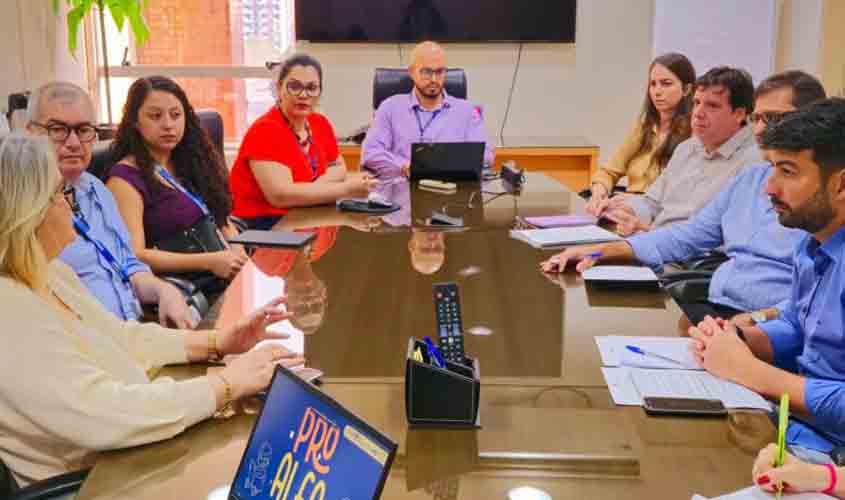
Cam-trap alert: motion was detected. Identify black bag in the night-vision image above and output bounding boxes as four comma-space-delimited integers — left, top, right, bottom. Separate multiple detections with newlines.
153, 214, 229, 295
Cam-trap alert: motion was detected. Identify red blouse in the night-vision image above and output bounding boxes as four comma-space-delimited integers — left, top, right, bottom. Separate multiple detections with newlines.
230, 107, 340, 218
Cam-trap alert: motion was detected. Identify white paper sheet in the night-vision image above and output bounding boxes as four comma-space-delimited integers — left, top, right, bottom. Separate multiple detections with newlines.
629, 369, 772, 410
510, 225, 621, 248
583, 265, 659, 283
600, 367, 772, 410
693, 485, 835, 500
596, 336, 700, 370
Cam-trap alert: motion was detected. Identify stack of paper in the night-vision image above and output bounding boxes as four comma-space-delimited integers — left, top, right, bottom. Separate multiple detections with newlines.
583, 266, 660, 285
523, 214, 598, 228
596, 336, 772, 411
692, 486, 835, 499
509, 225, 621, 248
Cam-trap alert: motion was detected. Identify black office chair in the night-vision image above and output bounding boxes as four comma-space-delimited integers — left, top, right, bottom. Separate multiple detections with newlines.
0, 457, 89, 500
196, 108, 224, 159
372, 67, 467, 111
88, 140, 118, 181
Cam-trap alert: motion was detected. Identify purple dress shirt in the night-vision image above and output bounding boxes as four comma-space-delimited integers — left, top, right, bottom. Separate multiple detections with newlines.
361, 90, 494, 178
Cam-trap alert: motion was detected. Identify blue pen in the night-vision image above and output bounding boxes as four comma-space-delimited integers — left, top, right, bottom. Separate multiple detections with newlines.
423, 336, 446, 368
625, 345, 686, 367
586, 251, 603, 259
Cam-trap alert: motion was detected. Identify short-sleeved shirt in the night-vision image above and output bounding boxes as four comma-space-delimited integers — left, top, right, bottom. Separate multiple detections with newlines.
230, 107, 340, 218
107, 164, 205, 246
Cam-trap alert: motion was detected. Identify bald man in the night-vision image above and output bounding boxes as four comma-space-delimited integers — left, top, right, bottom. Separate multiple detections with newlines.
362, 41, 494, 178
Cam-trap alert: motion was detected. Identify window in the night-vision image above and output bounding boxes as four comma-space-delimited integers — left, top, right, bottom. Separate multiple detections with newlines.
93, 0, 294, 148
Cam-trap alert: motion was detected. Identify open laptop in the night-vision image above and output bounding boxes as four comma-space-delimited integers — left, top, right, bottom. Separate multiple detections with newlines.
226, 365, 397, 500
409, 141, 485, 181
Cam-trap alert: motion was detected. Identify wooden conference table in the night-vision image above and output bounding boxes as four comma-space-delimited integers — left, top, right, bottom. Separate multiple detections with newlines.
77, 174, 774, 500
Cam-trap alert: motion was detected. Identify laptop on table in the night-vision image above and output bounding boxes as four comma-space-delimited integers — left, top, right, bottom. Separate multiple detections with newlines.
409, 141, 485, 181
226, 365, 397, 500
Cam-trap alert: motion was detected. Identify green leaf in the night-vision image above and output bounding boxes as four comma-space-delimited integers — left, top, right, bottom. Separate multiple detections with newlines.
66, 4, 88, 53
105, 0, 126, 31
125, 1, 150, 46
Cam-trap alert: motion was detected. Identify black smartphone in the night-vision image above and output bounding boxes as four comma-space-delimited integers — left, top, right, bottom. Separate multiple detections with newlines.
642, 397, 727, 417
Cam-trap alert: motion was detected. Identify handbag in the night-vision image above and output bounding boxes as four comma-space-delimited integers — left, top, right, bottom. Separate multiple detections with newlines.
153, 214, 229, 295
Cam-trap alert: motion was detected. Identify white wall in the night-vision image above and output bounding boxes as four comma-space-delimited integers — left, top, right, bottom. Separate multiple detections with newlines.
0, 1, 88, 118
775, 0, 824, 75
305, 0, 655, 163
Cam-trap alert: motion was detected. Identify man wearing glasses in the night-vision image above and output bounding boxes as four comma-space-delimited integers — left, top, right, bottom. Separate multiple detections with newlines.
27, 81, 196, 328
362, 41, 494, 178
543, 71, 826, 327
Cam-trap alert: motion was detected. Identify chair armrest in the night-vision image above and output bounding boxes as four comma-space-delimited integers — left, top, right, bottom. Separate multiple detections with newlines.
11, 469, 89, 500
662, 277, 712, 305
660, 270, 714, 286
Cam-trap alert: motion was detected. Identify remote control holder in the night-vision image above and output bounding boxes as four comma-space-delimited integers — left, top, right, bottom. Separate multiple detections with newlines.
404, 337, 480, 428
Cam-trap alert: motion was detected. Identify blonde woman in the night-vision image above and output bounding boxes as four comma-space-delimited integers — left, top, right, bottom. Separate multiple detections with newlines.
0, 134, 304, 487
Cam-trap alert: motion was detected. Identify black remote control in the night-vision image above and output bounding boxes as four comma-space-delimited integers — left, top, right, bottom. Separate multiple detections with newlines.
433, 282, 465, 363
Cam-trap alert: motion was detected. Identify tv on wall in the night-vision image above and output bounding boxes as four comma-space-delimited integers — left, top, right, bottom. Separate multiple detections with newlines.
295, 0, 577, 43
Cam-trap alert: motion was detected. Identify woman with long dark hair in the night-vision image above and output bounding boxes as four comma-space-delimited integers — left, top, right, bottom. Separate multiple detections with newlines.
107, 76, 247, 284
586, 53, 696, 215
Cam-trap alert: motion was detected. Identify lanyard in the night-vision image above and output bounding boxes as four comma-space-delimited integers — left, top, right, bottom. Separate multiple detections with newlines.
155, 165, 211, 217
73, 215, 132, 284
281, 111, 320, 180
414, 107, 442, 141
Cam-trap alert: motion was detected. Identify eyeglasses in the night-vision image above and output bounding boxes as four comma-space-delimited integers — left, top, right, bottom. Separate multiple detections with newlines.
419, 67, 447, 80
31, 121, 99, 143
285, 80, 322, 98
749, 111, 792, 127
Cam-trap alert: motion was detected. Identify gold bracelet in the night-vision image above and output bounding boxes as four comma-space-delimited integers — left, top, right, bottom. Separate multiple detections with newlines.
208, 330, 221, 362
214, 372, 235, 418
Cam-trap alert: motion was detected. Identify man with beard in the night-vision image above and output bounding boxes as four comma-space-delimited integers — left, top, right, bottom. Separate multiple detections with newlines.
362, 41, 493, 178
690, 98, 845, 461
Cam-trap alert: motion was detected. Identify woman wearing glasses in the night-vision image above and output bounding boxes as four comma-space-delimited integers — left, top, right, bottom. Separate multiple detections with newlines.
229, 53, 377, 230
0, 134, 303, 487
106, 76, 247, 291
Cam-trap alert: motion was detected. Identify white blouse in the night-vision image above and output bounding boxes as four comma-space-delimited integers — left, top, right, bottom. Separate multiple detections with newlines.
0, 261, 216, 486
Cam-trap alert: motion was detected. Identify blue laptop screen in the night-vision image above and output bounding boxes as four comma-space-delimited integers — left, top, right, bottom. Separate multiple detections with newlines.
230, 366, 396, 500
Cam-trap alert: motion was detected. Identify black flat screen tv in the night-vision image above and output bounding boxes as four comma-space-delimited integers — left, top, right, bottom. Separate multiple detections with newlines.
295, 0, 576, 43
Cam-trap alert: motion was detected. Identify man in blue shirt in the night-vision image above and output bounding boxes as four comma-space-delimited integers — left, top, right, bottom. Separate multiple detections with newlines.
27, 81, 195, 328
691, 97, 845, 456
541, 71, 826, 325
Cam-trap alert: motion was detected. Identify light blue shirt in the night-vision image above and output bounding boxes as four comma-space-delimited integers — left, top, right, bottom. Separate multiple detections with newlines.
58, 172, 150, 320
761, 227, 845, 452
628, 164, 804, 312
361, 90, 494, 178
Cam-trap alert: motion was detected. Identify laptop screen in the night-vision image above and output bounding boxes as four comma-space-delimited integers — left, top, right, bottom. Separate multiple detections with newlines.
229, 366, 397, 500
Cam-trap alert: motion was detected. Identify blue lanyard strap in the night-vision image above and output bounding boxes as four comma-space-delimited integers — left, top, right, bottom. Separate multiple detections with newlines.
414, 107, 442, 140
155, 165, 211, 216
73, 215, 132, 284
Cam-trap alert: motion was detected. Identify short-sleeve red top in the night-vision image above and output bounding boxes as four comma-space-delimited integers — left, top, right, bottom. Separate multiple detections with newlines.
230, 106, 340, 218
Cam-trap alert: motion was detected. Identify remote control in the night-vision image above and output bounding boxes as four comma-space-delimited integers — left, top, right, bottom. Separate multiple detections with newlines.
433, 282, 465, 363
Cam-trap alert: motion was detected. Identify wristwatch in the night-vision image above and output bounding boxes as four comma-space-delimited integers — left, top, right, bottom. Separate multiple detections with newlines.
750, 310, 768, 324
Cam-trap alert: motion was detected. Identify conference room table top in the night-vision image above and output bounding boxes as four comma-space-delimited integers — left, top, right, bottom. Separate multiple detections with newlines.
77, 173, 775, 500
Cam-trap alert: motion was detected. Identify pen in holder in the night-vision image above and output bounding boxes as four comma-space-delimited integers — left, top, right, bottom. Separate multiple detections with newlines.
405, 337, 481, 428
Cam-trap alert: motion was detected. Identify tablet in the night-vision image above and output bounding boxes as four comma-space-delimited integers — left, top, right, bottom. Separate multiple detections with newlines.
228, 230, 316, 249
